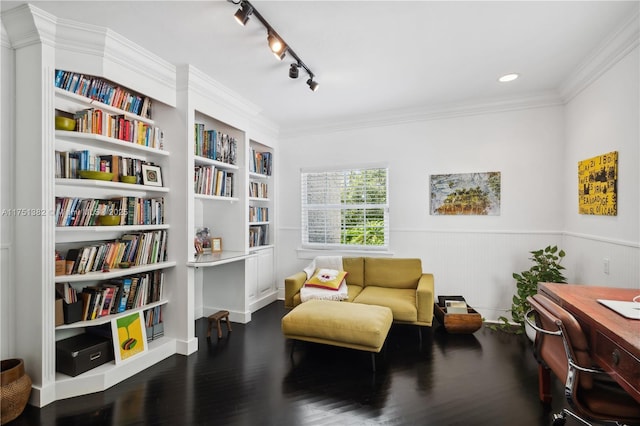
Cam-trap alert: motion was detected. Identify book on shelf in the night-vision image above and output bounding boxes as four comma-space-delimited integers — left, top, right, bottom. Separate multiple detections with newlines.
117, 277, 133, 313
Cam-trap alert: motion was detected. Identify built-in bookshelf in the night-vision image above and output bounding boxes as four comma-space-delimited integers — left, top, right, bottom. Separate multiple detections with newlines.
179, 65, 277, 325
7, 6, 276, 406
53, 69, 177, 395
248, 141, 274, 250
194, 122, 239, 199
7, 5, 183, 407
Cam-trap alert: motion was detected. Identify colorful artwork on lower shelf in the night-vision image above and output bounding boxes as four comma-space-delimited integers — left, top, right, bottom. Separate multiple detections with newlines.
111, 311, 148, 364
578, 151, 618, 216
430, 172, 501, 216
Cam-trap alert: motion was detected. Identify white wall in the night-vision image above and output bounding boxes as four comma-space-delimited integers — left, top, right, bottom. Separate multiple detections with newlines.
277, 105, 568, 321
562, 46, 639, 288
276, 44, 640, 320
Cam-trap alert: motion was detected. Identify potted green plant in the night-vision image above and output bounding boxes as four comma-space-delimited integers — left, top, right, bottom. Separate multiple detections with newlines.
497, 245, 567, 334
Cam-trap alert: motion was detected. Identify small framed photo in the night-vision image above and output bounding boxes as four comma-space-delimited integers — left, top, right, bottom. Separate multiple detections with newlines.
111, 312, 148, 364
142, 164, 163, 187
211, 237, 223, 253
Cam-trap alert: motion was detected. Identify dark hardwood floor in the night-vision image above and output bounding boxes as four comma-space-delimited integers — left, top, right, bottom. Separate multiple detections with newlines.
13, 301, 570, 425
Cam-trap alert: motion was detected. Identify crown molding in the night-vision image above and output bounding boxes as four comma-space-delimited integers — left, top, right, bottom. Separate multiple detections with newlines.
281, 91, 564, 138
1, 4, 57, 49
177, 64, 279, 136
55, 17, 176, 106
1, 20, 11, 49
559, 6, 639, 103
182, 64, 263, 116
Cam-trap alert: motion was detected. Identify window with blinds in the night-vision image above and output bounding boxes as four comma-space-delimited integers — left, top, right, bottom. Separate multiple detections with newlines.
301, 166, 389, 249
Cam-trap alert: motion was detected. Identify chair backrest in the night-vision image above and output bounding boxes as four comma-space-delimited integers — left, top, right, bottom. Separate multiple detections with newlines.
527, 294, 594, 389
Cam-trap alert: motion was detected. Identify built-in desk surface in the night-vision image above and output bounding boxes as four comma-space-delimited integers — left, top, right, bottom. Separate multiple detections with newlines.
187, 251, 252, 268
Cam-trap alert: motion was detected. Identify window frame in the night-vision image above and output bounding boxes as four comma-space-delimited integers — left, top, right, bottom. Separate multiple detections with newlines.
300, 164, 389, 251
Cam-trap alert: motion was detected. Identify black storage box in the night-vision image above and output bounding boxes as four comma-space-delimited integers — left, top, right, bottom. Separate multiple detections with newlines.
56, 333, 114, 377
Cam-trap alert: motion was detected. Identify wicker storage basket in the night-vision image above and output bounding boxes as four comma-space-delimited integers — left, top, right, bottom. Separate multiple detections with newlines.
1, 359, 32, 424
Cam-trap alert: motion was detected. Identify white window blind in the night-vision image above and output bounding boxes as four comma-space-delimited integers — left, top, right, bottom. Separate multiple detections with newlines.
301, 166, 389, 249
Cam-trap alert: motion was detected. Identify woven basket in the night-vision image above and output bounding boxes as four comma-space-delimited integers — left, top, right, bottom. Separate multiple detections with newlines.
1, 359, 32, 424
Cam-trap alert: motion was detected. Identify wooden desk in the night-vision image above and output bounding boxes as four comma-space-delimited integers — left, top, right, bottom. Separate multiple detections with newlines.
538, 283, 640, 404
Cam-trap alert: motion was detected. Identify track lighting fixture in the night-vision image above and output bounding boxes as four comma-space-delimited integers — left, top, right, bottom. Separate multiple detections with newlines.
289, 63, 299, 79
267, 31, 287, 60
233, 2, 253, 26
307, 78, 319, 92
229, 0, 318, 91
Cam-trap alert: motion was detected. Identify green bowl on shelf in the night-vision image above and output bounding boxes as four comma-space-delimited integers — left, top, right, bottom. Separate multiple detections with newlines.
120, 175, 137, 184
78, 170, 114, 181
97, 215, 121, 226
55, 116, 76, 131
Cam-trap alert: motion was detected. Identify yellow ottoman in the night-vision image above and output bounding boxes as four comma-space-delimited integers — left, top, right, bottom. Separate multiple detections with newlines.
281, 299, 393, 370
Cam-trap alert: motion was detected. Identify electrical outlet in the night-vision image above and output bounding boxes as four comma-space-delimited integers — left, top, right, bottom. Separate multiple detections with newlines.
604, 258, 610, 275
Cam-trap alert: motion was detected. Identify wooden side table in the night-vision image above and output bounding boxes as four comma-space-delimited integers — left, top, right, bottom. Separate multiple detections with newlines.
207, 310, 232, 339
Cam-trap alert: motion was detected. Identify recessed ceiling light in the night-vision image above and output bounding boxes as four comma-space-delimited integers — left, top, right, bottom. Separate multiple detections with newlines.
498, 73, 519, 83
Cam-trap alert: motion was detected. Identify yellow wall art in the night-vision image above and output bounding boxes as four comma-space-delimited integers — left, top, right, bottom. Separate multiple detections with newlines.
111, 312, 148, 363
578, 151, 618, 216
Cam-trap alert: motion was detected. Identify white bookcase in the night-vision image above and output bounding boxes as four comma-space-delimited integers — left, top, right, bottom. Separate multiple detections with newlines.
4, 5, 277, 407
4, 5, 196, 407
179, 65, 278, 324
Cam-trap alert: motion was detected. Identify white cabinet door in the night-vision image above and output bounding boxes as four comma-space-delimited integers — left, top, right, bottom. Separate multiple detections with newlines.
245, 254, 258, 302
256, 248, 274, 296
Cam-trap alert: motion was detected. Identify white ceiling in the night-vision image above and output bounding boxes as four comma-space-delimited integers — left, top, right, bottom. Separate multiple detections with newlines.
2, 1, 638, 132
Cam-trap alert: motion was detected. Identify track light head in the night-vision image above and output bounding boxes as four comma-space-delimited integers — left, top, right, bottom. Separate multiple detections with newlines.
267, 31, 287, 60
307, 78, 319, 92
289, 63, 299, 79
234, 2, 253, 26
231, 0, 317, 91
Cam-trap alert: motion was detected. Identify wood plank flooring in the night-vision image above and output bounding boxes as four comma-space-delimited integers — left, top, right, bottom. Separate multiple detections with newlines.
12, 301, 570, 425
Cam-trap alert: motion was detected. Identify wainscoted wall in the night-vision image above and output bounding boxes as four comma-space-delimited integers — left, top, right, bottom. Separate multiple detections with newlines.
275, 40, 639, 322
279, 228, 570, 321
563, 234, 639, 289
1, 244, 15, 359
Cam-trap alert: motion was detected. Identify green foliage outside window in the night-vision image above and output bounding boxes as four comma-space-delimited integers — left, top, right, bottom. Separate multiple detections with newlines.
303, 167, 388, 248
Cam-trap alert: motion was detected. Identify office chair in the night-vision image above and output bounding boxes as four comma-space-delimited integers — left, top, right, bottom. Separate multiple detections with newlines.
525, 294, 640, 426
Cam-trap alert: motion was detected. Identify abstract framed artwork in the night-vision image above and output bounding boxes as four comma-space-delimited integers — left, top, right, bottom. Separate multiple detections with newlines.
111, 311, 148, 364
430, 172, 501, 215
141, 164, 163, 187
578, 151, 618, 216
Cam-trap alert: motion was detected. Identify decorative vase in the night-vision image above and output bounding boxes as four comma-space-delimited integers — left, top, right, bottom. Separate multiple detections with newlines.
1, 358, 32, 424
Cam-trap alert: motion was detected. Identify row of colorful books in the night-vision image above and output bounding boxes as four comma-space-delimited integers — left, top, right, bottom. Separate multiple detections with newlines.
62, 230, 168, 275
194, 166, 234, 197
194, 123, 238, 165
249, 206, 269, 222
55, 69, 153, 119
249, 225, 268, 247
75, 270, 164, 321
55, 150, 148, 182
249, 181, 268, 198
55, 196, 164, 227
249, 149, 272, 176
71, 107, 163, 148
